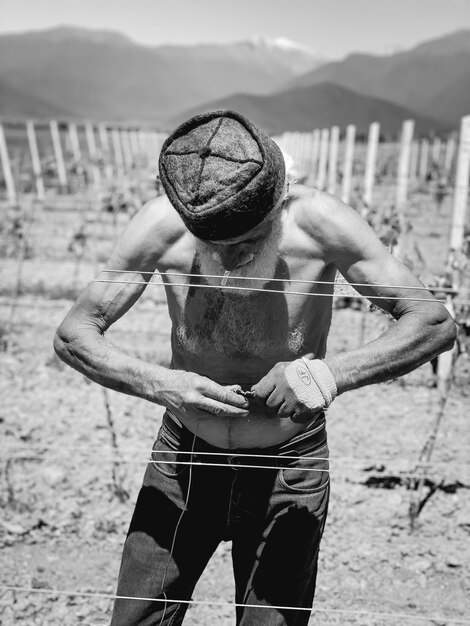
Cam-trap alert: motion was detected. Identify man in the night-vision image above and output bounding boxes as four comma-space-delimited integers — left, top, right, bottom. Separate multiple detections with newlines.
54, 110, 455, 625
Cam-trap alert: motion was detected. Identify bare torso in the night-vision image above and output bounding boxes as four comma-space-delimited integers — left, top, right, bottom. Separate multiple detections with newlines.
156, 191, 336, 448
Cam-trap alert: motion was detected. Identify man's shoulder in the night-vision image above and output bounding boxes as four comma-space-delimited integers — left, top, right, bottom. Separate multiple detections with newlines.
139, 195, 187, 239
288, 185, 348, 240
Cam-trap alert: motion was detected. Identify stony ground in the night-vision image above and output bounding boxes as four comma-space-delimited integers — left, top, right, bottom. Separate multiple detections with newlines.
0, 187, 469, 625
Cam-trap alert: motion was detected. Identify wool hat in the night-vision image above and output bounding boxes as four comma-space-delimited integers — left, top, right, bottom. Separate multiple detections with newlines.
158, 110, 286, 240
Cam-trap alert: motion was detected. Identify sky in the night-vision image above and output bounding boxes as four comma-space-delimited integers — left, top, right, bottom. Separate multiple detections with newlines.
1, 0, 470, 59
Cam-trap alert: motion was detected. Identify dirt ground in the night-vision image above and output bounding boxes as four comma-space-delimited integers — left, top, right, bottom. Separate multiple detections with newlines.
0, 185, 469, 625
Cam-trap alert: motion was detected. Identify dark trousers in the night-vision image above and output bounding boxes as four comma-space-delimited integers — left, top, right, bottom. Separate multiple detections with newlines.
111, 412, 330, 626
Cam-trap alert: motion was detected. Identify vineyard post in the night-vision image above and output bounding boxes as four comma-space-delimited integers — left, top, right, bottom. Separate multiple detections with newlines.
129, 129, 140, 162
49, 120, 68, 192
85, 122, 101, 186
363, 121, 380, 207
137, 129, 148, 167
98, 123, 113, 180
444, 133, 456, 179
120, 128, 133, 170
327, 126, 340, 195
418, 138, 430, 180
396, 119, 415, 222
431, 136, 442, 167
316, 128, 329, 191
0, 121, 16, 205
309, 129, 320, 185
341, 124, 356, 204
299, 132, 309, 176
149, 131, 162, 170
111, 128, 124, 174
409, 140, 419, 182
448, 115, 470, 287
68, 122, 82, 163
26, 120, 45, 201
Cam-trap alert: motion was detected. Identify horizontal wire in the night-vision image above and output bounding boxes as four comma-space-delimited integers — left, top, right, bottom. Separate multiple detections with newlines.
1, 443, 466, 469
4, 453, 468, 480
1, 585, 469, 624
95, 279, 446, 304
102, 269, 465, 295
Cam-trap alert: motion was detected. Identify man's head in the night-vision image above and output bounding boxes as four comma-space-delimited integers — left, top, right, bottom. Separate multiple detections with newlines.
158, 110, 286, 242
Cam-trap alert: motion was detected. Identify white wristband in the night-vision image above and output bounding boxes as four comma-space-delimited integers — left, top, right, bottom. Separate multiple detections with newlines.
284, 358, 337, 411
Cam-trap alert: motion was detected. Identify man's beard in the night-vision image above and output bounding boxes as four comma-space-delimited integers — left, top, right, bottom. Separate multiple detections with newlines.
194, 217, 283, 295
175, 217, 305, 358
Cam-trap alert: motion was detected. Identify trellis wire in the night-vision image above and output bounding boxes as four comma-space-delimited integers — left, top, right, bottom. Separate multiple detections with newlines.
0, 585, 469, 624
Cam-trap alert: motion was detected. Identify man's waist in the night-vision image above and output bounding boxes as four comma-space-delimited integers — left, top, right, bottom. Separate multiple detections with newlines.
163, 410, 326, 457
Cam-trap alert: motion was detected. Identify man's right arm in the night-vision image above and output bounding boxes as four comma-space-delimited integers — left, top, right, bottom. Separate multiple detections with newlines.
54, 199, 249, 420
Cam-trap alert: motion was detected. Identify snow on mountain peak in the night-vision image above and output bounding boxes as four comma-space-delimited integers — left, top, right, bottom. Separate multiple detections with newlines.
249, 35, 317, 56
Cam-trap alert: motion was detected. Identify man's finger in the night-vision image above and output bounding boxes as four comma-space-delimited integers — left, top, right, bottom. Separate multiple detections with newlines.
197, 399, 250, 418
250, 375, 276, 399
265, 388, 284, 410
202, 380, 249, 408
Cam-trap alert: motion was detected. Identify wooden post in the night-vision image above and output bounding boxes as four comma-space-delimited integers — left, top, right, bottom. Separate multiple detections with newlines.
98, 123, 110, 154
0, 121, 17, 204
85, 122, 101, 185
129, 130, 140, 160
418, 138, 430, 180
309, 129, 320, 184
26, 120, 45, 200
449, 115, 470, 252
341, 124, 356, 204
98, 123, 113, 180
112, 128, 124, 171
316, 129, 329, 191
120, 128, 133, 168
396, 119, 415, 214
431, 136, 442, 167
409, 140, 419, 182
68, 123, 81, 162
50, 120, 68, 191
444, 134, 456, 178
327, 126, 340, 195
364, 122, 380, 207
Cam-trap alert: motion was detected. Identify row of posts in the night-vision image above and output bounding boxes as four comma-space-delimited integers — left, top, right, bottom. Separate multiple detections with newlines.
0, 119, 167, 203
276, 117, 470, 252
0, 116, 469, 252
276, 123, 457, 206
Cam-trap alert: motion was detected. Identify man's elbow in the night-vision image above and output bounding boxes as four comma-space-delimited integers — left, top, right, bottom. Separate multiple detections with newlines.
54, 322, 74, 365
432, 312, 457, 355
53, 319, 87, 368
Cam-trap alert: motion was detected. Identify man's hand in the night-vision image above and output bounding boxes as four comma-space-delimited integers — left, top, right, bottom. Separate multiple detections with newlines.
250, 359, 337, 422
158, 370, 250, 421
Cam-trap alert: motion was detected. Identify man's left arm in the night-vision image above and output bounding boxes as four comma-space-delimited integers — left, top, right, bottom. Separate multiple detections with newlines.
251, 196, 456, 418
322, 198, 456, 394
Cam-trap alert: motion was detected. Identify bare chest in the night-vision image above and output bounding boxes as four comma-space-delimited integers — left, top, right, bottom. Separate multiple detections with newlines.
159, 252, 335, 384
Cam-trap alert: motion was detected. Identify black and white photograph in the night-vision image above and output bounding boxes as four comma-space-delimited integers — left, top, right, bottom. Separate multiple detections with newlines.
0, 1, 469, 624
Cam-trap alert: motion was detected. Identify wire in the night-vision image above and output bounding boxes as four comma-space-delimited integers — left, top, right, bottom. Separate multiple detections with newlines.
1, 442, 467, 468
95, 279, 446, 304
1, 585, 469, 624
102, 268, 465, 295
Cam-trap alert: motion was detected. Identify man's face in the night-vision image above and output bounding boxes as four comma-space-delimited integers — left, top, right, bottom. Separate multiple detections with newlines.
195, 213, 283, 293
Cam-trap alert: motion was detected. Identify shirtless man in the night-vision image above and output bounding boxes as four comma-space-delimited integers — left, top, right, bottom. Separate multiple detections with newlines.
54, 111, 456, 626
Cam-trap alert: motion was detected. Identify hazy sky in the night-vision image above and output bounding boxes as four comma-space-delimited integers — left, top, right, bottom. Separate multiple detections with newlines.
1, 0, 470, 58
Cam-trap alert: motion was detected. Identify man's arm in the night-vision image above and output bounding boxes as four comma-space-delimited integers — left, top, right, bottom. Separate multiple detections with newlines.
54, 199, 249, 420
317, 195, 456, 394
251, 193, 456, 418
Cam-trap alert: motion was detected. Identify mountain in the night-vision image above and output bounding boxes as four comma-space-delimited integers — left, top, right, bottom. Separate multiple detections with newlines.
172, 82, 446, 135
287, 30, 470, 125
0, 77, 73, 119
426, 68, 470, 122
0, 27, 323, 123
